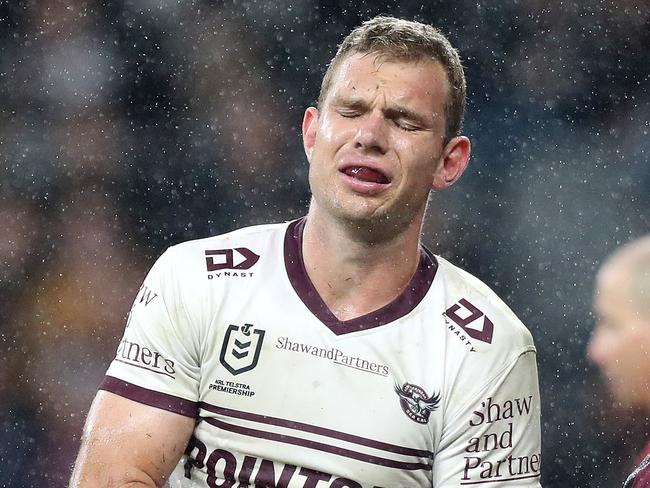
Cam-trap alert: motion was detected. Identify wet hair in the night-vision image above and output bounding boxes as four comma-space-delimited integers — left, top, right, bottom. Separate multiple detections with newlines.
318, 16, 467, 141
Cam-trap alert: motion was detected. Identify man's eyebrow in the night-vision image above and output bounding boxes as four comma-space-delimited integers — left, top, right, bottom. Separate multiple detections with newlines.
330, 95, 367, 108
329, 96, 435, 129
383, 105, 432, 126
331, 96, 432, 123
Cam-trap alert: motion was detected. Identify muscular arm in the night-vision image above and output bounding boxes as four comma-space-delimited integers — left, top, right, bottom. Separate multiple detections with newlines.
69, 390, 195, 488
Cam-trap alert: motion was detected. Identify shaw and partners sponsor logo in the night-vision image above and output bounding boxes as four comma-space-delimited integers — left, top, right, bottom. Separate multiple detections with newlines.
115, 338, 175, 378
136, 284, 158, 306
184, 440, 385, 488
125, 284, 159, 328
394, 383, 440, 424
275, 336, 389, 377
205, 247, 259, 279
461, 395, 541, 485
444, 298, 495, 352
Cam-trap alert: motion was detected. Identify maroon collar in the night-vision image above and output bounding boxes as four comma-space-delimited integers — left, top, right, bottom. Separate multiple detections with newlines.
283, 217, 438, 335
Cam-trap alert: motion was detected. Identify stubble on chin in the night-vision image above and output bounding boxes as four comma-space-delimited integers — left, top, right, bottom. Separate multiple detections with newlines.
327, 196, 422, 245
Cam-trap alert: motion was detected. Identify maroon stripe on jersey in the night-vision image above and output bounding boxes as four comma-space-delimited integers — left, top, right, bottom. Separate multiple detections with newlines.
199, 402, 432, 458
284, 218, 438, 335
202, 416, 432, 471
100, 375, 198, 418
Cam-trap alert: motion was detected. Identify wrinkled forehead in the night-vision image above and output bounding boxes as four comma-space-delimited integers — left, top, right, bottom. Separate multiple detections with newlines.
327, 52, 450, 104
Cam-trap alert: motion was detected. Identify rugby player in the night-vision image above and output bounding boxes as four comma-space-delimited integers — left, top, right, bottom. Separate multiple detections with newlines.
70, 16, 542, 487
588, 235, 650, 488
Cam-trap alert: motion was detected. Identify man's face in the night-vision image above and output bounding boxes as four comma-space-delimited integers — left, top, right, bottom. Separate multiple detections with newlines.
302, 52, 469, 238
588, 264, 650, 409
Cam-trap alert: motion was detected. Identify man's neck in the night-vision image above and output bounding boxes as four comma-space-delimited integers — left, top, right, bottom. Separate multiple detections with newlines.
302, 210, 423, 322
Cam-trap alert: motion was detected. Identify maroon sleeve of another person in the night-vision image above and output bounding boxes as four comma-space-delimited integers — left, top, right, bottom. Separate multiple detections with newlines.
624, 453, 650, 488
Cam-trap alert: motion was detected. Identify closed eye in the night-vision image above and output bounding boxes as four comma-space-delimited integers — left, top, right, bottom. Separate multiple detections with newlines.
394, 120, 420, 132
385, 108, 428, 132
337, 109, 361, 118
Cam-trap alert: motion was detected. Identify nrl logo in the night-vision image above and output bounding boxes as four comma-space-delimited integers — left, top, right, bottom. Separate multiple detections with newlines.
219, 323, 265, 376
395, 382, 440, 424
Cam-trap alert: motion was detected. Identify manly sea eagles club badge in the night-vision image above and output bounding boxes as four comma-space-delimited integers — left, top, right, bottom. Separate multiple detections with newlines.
219, 323, 265, 375
395, 382, 441, 424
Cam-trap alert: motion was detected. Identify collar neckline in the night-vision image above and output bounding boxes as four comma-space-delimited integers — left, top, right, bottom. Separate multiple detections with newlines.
283, 217, 438, 335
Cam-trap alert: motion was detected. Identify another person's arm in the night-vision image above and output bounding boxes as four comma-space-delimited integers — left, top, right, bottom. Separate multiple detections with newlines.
69, 390, 194, 487
623, 453, 650, 488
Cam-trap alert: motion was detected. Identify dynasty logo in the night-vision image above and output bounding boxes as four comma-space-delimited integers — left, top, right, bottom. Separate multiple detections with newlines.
205, 248, 259, 279
445, 298, 494, 344
219, 323, 265, 375
395, 382, 440, 424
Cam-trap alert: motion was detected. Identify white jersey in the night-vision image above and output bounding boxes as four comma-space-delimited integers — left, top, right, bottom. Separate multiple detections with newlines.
102, 218, 542, 488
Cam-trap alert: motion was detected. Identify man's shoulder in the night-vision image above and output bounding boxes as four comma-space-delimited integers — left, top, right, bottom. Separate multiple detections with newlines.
157, 220, 289, 269
433, 255, 535, 352
148, 220, 291, 286
169, 220, 290, 255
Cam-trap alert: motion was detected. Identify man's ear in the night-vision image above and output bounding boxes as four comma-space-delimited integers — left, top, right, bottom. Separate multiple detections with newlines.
432, 136, 471, 190
302, 107, 319, 163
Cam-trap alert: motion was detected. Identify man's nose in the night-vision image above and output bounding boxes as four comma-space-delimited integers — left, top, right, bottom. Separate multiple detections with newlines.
587, 331, 607, 366
353, 112, 388, 154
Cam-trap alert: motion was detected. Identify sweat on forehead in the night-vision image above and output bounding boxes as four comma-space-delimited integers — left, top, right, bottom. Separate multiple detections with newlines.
329, 54, 448, 107
325, 54, 448, 127
321, 51, 449, 105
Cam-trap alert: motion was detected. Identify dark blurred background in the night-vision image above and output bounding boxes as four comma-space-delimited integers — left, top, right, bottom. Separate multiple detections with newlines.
0, 0, 648, 486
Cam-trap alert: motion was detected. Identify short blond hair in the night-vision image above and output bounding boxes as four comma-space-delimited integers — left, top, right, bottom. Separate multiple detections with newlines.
318, 16, 466, 141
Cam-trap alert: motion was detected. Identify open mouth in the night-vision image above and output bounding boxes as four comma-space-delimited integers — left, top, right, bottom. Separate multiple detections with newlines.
342, 166, 390, 184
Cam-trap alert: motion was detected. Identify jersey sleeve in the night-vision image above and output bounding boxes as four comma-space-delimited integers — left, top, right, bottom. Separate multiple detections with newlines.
99, 247, 201, 418
624, 453, 650, 488
432, 349, 542, 487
